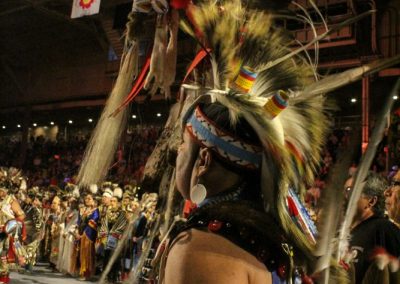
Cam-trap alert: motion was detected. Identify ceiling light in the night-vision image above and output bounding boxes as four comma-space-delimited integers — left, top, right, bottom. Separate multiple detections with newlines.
350, 98, 357, 103
68, 120, 73, 124
393, 95, 398, 100
156, 113, 162, 117
17, 124, 21, 128
33, 123, 37, 127
88, 118, 93, 123
2, 126, 5, 129
50, 121, 54, 125
132, 115, 137, 119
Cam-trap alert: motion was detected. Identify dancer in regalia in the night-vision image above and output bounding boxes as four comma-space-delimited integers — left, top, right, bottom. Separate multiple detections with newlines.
0, 168, 26, 284
76, 193, 99, 281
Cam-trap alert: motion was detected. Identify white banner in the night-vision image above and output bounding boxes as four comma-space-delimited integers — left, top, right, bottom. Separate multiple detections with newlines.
71, 0, 101, 19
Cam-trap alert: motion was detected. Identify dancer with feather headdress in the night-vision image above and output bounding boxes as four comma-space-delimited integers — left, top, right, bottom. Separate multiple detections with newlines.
0, 168, 26, 284
72, 0, 400, 283
142, 0, 339, 282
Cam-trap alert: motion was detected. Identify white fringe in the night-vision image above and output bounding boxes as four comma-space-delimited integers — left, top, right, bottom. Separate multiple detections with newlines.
77, 44, 138, 187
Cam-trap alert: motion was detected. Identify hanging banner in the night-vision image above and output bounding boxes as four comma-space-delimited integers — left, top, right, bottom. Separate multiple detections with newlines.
71, 0, 101, 19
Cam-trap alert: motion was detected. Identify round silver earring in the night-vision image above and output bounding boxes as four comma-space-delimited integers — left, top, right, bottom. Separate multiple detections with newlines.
190, 183, 207, 204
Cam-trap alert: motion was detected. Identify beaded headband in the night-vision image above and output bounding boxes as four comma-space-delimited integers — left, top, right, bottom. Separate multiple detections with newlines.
185, 105, 262, 170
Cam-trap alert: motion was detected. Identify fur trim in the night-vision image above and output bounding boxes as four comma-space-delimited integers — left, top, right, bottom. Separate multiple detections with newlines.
113, 187, 123, 199
72, 186, 80, 198
19, 179, 27, 191
89, 184, 98, 195
103, 188, 113, 198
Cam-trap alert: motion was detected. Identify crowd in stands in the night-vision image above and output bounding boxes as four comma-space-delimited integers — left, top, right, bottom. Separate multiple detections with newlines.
0, 122, 399, 283
0, 124, 397, 219
305, 125, 398, 219
0, 125, 162, 189
1, 123, 398, 218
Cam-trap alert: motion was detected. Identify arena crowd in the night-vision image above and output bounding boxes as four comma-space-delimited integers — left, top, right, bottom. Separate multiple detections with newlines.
0, 124, 398, 284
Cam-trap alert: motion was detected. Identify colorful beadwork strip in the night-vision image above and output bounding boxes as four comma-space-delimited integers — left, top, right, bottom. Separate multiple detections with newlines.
186, 106, 262, 170
288, 188, 317, 244
230, 66, 258, 93
263, 90, 289, 118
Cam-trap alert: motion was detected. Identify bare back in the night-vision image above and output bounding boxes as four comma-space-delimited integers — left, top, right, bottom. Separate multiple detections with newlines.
164, 228, 271, 284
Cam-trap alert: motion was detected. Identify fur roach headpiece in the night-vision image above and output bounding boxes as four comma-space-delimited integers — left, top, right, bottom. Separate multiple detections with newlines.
179, 0, 329, 258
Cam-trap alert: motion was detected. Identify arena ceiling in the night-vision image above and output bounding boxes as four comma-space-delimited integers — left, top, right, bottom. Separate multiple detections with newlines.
0, 0, 132, 106
0, 0, 399, 130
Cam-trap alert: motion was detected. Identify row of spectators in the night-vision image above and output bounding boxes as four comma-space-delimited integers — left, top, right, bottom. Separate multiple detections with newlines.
0, 125, 162, 189
0, 124, 398, 214
305, 125, 398, 217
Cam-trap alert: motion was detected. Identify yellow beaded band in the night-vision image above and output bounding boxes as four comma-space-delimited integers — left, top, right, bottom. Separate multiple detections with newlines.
230, 66, 258, 93
263, 90, 289, 118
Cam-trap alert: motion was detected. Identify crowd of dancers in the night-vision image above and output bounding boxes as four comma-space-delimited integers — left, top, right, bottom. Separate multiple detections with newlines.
0, 167, 158, 283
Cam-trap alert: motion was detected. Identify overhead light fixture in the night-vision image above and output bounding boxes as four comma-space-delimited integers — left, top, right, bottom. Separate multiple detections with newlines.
2, 126, 5, 129
132, 115, 137, 119
88, 118, 93, 123
17, 124, 21, 128
33, 123, 37, 127
156, 113, 162, 117
50, 121, 55, 125
393, 95, 398, 100
350, 98, 357, 103
68, 120, 73, 124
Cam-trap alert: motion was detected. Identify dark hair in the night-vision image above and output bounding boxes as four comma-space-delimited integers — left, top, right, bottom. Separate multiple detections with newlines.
363, 172, 387, 217
84, 193, 93, 199
198, 103, 262, 201
200, 103, 261, 146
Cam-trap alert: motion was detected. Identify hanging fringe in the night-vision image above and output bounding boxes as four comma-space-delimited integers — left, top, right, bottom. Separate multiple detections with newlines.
162, 9, 180, 99
77, 45, 138, 187
144, 14, 168, 95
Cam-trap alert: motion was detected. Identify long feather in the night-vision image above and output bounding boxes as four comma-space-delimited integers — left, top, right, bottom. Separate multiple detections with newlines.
337, 78, 400, 261
313, 133, 359, 280
294, 54, 400, 102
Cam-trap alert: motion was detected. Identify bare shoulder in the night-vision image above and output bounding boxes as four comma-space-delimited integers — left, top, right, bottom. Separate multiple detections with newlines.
164, 228, 271, 284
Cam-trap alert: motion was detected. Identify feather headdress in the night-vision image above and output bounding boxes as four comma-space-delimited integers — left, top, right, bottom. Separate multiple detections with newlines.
90, 1, 400, 282
181, 0, 330, 258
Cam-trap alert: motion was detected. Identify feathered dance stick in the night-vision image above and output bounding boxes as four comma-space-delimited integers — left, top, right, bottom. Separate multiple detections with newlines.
337, 78, 400, 261
313, 133, 359, 283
